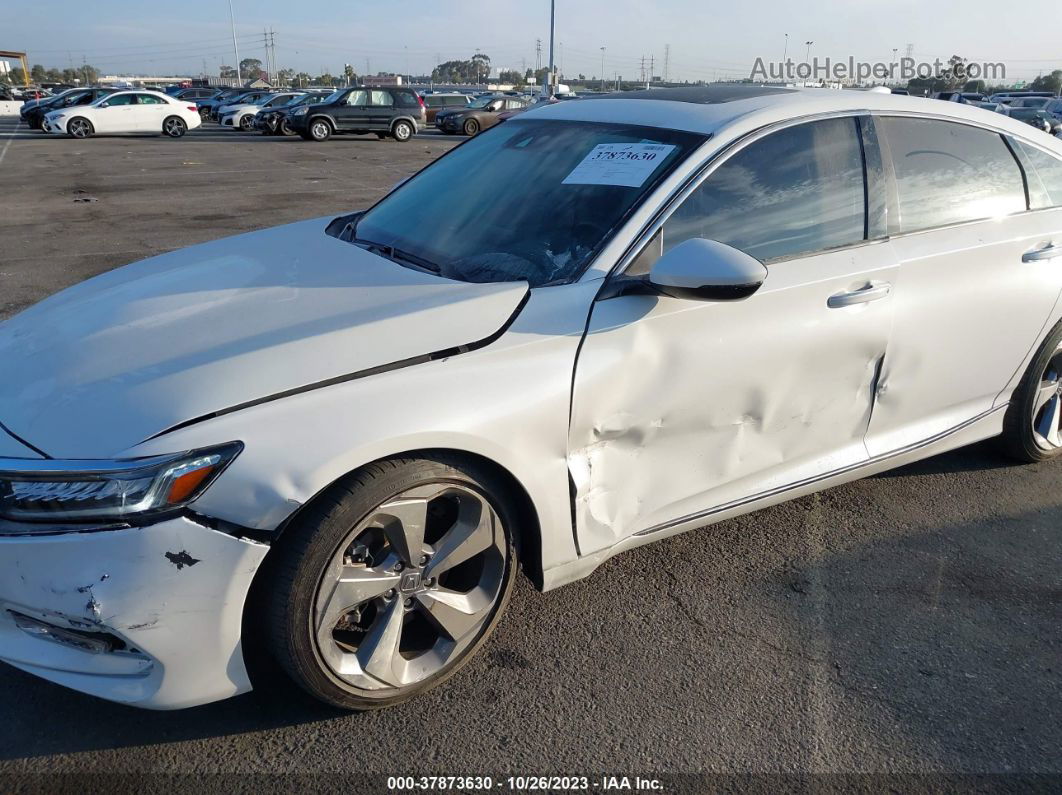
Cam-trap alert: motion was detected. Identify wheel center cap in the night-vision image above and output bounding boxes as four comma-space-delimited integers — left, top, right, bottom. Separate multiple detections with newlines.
399, 571, 423, 593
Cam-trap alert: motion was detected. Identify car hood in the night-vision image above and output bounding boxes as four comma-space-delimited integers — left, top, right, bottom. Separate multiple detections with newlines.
0, 217, 529, 458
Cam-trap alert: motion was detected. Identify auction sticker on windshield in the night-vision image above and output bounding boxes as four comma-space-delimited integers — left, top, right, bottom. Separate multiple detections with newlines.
562, 143, 676, 188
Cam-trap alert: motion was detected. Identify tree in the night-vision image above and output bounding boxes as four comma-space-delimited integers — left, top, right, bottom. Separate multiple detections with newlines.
498, 69, 522, 85
220, 64, 238, 78
470, 52, 490, 83
240, 58, 264, 80
1030, 70, 1062, 95
938, 55, 968, 90
30, 64, 46, 82
8, 67, 26, 85
292, 71, 312, 88
343, 64, 357, 84
314, 73, 337, 87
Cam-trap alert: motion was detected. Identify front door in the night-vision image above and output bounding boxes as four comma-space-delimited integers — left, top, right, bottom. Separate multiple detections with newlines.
332, 89, 370, 131
568, 116, 898, 554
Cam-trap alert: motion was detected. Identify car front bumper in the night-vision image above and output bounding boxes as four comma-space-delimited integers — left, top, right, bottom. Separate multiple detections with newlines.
42, 118, 66, 134
0, 515, 269, 709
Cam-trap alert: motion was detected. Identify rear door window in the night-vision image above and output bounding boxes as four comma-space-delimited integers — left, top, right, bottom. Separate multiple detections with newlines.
879, 117, 1026, 233
370, 90, 394, 107
660, 116, 867, 262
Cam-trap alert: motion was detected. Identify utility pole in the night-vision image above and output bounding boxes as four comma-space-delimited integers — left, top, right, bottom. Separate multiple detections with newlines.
547, 0, 555, 96
600, 47, 606, 91
228, 0, 242, 84
649, 55, 655, 86
535, 39, 542, 73
663, 44, 670, 84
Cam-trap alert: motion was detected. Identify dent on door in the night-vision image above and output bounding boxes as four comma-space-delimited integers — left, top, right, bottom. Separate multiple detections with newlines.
568, 245, 898, 555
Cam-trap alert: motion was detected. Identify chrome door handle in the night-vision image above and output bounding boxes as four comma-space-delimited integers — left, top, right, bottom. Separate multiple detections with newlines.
1023, 245, 1062, 263
827, 283, 892, 308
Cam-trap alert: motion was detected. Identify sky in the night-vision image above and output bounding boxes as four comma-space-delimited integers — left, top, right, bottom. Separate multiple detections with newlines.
5, 0, 1060, 84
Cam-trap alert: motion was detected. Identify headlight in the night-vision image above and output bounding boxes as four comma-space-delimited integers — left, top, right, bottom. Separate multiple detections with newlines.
0, 442, 241, 522
292, 106, 309, 115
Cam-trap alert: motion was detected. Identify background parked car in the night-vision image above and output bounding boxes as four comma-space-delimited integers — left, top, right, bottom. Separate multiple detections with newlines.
43, 90, 202, 138
220, 92, 305, 131
288, 86, 425, 142
256, 91, 333, 135
421, 93, 471, 123
1007, 107, 1062, 135
21, 87, 119, 130
196, 87, 254, 120
211, 90, 274, 122
434, 94, 529, 136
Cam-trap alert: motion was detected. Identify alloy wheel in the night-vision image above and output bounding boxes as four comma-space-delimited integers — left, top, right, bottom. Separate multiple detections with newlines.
1031, 344, 1062, 450
68, 118, 91, 138
312, 483, 508, 692
163, 117, 186, 137
393, 121, 413, 142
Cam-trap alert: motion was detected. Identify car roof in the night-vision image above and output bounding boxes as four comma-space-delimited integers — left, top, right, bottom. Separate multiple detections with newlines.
530, 84, 1057, 143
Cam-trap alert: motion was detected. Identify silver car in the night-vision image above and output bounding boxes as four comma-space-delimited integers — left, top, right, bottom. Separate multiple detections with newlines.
2, 85, 1062, 711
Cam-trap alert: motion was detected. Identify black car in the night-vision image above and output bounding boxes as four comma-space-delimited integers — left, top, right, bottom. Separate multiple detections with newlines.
20, 87, 119, 130
256, 92, 332, 136
287, 86, 426, 142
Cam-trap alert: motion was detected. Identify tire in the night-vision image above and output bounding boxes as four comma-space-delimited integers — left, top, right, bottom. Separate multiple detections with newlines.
392, 119, 415, 142
198, 107, 210, 120
239, 114, 255, 131
999, 318, 1062, 462
280, 118, 296, 136
264, 454, 519, 710
308, 118, 332, 141
67, 117, 93, 138
162, 116, 187, 138
463, 118, 479, 136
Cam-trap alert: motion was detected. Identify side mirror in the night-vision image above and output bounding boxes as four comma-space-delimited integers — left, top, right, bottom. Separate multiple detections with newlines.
98, 101, 109, 108
648, 238, 767, 301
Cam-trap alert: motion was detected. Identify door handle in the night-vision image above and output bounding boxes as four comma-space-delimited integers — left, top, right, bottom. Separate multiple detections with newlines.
1023, 245, 1062, 263
827, 283, 892, 308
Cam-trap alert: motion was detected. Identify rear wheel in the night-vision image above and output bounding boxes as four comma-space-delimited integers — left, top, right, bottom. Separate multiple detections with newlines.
1000, 319, 1062, 462
264, 455, 519, 710
67, 117, 93, 138
162, 116, 187, 138
198, 107, 210, 120
309, 118, 332, 141
463, 118, 479, 136
392, 119, 415, 142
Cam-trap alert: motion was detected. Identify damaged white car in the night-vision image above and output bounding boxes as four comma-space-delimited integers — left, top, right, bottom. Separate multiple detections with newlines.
3, 86, 1062, 710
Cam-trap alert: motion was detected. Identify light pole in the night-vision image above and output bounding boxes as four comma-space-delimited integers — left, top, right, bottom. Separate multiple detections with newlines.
804, 40, 813, 86
547, 0, 556, 97
783, 33, 788, 63
891, 47, 898, 84
228, 0, 242, 85
600, 46, 606, 92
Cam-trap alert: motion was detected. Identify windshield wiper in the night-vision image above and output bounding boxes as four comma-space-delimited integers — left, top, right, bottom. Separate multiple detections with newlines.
350, 237, 441, 275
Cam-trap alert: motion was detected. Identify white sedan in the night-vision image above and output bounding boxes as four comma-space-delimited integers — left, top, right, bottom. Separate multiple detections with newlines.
3, 86, 1062, 711
43, 90, 201, 138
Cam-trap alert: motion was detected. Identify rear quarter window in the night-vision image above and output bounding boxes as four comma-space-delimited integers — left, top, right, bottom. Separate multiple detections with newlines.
1017, 141, 1062, 209
394, 91, 418, 108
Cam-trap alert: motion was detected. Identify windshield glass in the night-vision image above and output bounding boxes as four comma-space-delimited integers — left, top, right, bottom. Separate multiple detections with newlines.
285, 94, 310, 106
467, 96, 495, 109
322, 89, 345, 104
353, 119, 704, 286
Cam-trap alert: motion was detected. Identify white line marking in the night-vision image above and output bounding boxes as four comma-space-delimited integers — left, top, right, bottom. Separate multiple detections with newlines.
0, 117, 20, 167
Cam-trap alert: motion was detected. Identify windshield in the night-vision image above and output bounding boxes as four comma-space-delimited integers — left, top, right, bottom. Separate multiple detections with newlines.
467, 96, 495, 109
322, 89, 345, 104
285, 94, 311, 106
352, 119, 704, 286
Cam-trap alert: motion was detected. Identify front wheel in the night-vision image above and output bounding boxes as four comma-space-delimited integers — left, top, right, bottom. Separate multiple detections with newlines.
264, 455, 518, 710
67, 117, 94, 138
1000, 319, 1062, 462
239, 114, 255, 131
308, 118, 332, 141
392, 120, 415, 142
279, 118, 296, 136
162, 116, 187, 138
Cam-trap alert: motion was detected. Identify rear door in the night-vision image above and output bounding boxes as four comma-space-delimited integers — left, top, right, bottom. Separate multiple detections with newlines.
865, 117, 1062, 455
367, 90, 395, 129
133, 93, 170, 132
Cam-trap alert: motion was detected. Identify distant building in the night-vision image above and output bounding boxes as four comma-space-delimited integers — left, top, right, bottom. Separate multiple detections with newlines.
363, 74, 403, 87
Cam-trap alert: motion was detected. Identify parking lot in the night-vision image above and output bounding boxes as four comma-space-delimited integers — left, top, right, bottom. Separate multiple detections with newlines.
1, 119, 1060, 783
